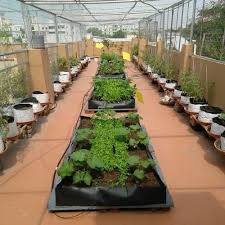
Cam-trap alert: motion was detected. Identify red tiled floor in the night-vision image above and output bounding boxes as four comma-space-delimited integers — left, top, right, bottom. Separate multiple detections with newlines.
1, 61, 225, 225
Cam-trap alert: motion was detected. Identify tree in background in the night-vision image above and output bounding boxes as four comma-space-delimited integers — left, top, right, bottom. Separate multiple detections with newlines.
112, 30, 126, 38
183, 0, 225, 61
87, 27, 104, 37
0, 23, 12, 45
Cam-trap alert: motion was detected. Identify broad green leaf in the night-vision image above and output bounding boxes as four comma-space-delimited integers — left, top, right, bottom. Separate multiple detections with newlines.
133, 169, 145, 180
127, 155, 140, 167
70, 149, 89, 163
57, 162, 74, 179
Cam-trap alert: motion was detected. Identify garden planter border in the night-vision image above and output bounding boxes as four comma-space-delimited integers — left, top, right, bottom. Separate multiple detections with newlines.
86, 92, 137, 112
48, 116, 173, 211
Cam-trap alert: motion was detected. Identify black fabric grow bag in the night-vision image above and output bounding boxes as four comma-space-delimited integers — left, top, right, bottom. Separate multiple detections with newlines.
212, 117, 225, 127
88, 97, 135, 110
200, 106, 223, 114
55, 177, 166, 206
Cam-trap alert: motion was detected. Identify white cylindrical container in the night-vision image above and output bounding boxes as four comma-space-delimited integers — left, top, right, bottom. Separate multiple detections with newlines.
53, 81, 63, 93
3, 116, 19, 138
0, 136, 4, 153
147, 65, 152, 73
198, 106, 223, 124
165, 81, 177, 90
152, 73, 159, 79
158, 77, 167, 84
180, 95, 190, 105
173, 87, 182, 98
59, 72, 70, 83
13, 104, 34, 123
221, 133, 225, 151
21, 97, 43, 114
32, 91, 49, 104
210, 117, 225, 136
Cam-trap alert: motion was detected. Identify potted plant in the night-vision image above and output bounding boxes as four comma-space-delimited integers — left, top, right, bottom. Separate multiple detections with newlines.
69, 56, 80, 77
2, 115, 18, 139
32, 91, 49, 104
13, 103, 34, 124
53, 81, 63, 93
0, 116, 8, 152
198, 106, 223, 124
164, 63, 177, 90
21, 97, 43, 114
131, 44, 139, 63
210, 113, 225, 136
88, 78, 136, 110
57, 57, 71, 83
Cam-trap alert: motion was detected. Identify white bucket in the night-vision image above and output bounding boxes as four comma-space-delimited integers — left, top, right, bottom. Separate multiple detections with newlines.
180, 95, 190, 105
53, 82, 63, 93
13, 104, 34, 123
221, 136, 225, 151
32, 92, 49, 104
198, 111, 220, 124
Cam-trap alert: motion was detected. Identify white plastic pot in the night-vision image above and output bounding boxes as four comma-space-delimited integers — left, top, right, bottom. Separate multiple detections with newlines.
221, 136, 225, 151
32, 91, 49, 104
188, 103, 207, 113
53, 81, 63, 93
165, 82, 176, 90
152, 73, 159, 79
147, 65, 152, 73
173, 89, 182, 98
3, 116, 19, 138
158, 77, 167, 84
198, 111, 220, 124
21, 97, 43, 114
13, 104, 34, 123
142, 63, 147, 72
180, 95, 190, 105
59, 72, 70, 83
0, 136, 4, 153
210, 122, 225, 136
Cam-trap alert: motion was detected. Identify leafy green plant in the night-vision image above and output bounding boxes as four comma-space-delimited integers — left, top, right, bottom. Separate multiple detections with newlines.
93, 78, 136, 103
219, 113, 225, 120
57, 162, 74, 179
69, 56, 79, 67
140, 159, 156, 170
133, 169, 145, 181
129, 124, 141, 131
76, 128, 94, 143
73, 171, 92, 186
57, 57, 69, 71
131, 44, 139, 56
87, 155, 104, 171
165, 63, 177, 80
180, 71, 204, 98
70, 149, 89, 166
127, 155, 140, 167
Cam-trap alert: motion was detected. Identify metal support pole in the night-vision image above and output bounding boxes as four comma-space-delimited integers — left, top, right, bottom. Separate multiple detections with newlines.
162, 10, 165, 41
70, 22, 74, 42
190, 0, 197, 42
54, 15, 59, 44
178, 1, 185, 50
169, 7, 174, 50
21, 2, 32, 48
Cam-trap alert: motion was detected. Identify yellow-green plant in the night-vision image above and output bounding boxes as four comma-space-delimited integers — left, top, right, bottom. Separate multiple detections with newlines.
131, 44, 139, 56
57, 57, 69, 71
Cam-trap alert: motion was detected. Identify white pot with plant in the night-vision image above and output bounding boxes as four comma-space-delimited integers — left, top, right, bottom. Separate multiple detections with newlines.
210, 113, 225, 136
59, 72, 70, 83
53, 81, 63, 93
157, 75, 167, 84
221, 131, 225, 151
180, 92, 190, 105
69, 56, 79, 75
13, 103, 34, 123
198, 106, 223, 124
0, 116, 8, 153
3, 115, 18, 139
32, 91, 49, 104
165, 63, 177, 89
21, 97, 43, 113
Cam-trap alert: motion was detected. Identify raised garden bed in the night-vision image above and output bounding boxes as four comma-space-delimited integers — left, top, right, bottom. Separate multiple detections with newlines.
48, 111, 173, 211
87, 78, 136, 112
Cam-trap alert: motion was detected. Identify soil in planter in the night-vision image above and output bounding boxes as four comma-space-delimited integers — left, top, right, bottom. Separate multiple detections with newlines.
181, 92, 188, 97
129, 149, 149, 159
13, 103, 32, 110
200, 106, 223, 114
21, 97, 39, 104
2, 115, 14, 123
190, 97, 207, 104
33, 91, 44, 94
79, 118, 92, 128
212, 117, 225, 127
166, 80, 177, 83
174, 85, 182, 91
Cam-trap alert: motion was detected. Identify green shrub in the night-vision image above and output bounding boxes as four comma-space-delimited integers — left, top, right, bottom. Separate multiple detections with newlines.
69, 56, 79, 67
57, 57, 69, 71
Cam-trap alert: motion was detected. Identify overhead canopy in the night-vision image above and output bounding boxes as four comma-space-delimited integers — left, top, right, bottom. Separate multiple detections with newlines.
20, 0, 181, 26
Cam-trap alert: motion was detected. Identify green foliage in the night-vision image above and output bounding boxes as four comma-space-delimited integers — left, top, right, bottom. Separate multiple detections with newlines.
127, 155, 140, 167
87, 155, 104, 171
129, 124, 141, 131
0, 23, 11, 45
123, 112, 142, 124
73, 171, 92, 186
219, 113, 225, 120
165, 63, 177, 80
93, 78, 136, 103
0, 69, 27, 106
57, 57, 69, 71
102, 39, 110, 49
76, 128, 94, 143
87, 27, 104, 36
57, 162, 74, 179
133, 169, 145, 181
69, 56, 79, 67
180, 71, 204, 98
140, 159, 156, 170
131, 44, 139, 56
111, 30, 126, 38
114, 127, 129, 142
70, 149, 89, 166
137, 131, 149, 146
99, 52, 124, 75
